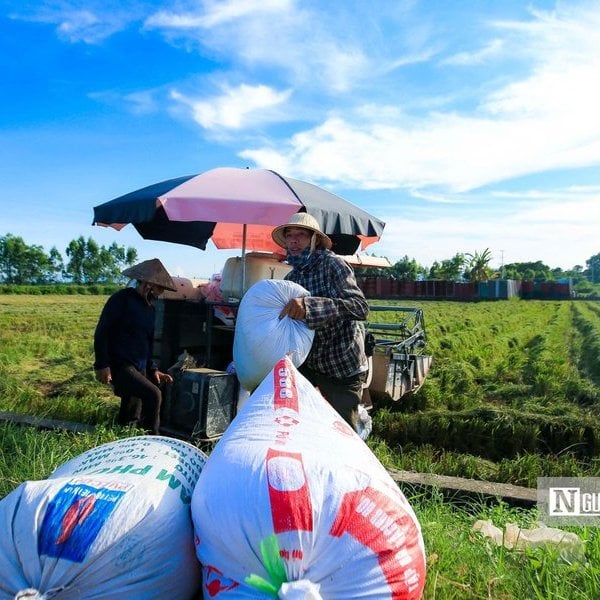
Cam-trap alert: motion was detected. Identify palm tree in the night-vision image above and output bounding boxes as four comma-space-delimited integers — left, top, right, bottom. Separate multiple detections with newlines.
466, 248, 493, 282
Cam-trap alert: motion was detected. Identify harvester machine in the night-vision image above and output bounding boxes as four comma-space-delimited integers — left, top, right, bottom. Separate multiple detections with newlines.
365, 305, 432, 404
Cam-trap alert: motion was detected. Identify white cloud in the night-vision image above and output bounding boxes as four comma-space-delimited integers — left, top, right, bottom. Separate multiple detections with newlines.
145, 1, 369, 92
376, 188, 600, 270
123, 90, 159, 115
239, 3, 600, 194
8, 3, 133, 44
145, 0, 293, 29
170, 83, 292, 130
442, 39, 505, 66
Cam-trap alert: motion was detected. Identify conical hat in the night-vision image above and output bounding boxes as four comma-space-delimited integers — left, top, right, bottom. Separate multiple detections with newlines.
122, 259, 176, 291
271, 212, 332, 250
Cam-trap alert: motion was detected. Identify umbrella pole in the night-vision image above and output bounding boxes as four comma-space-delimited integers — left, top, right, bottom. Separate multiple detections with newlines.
241, 224, 247, 298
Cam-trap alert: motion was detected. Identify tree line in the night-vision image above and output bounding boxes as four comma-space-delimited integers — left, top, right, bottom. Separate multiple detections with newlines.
0, 234, 137, 285
355, 249, 600, 295
2, 233, 599, 293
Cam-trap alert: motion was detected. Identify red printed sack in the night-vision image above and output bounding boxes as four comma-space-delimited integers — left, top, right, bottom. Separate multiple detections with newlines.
192, 357, 426, 598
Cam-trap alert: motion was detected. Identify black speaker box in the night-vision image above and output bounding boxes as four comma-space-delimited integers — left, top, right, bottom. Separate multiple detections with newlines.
166, 368, 238, 440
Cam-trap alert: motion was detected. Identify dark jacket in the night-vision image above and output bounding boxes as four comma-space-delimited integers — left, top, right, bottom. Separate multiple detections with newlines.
93, 287, 156, 373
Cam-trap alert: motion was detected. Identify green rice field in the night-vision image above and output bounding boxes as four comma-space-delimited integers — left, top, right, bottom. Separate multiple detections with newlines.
2, 294, 600, 599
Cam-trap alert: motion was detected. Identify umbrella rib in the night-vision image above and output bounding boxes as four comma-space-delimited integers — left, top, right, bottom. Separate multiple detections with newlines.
267, 169, 303, 205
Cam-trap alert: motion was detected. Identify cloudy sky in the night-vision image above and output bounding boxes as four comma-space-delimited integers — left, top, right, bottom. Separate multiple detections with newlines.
2, 0, 599, 278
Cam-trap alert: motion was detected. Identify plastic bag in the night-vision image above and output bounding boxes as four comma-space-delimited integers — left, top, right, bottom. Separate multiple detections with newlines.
472, 519, 584, 561
192, 357, 426, 599
357, 404, 373, 440
233, 279, 315, 392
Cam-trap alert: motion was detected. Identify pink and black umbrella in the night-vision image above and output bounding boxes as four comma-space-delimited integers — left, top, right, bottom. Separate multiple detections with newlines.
92, 167, 385, 256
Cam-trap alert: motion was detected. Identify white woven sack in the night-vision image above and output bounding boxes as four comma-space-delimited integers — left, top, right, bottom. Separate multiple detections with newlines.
233, 279, 314, 392
192, 357, 426, 599
0, 436, 207, 600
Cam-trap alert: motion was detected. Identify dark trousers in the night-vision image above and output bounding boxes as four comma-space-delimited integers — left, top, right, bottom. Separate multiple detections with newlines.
298, 365, 363, 431
112, 365, 162, 435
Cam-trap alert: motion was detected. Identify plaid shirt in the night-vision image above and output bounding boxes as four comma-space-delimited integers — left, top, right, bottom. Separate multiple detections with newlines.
285, 248, 368, 379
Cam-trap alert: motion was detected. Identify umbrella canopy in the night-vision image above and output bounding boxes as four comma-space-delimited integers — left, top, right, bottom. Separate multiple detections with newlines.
93, 167, 385, 255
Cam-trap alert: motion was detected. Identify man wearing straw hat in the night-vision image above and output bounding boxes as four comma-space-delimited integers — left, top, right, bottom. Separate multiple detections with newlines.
272, 213, 369, 430
93, 258, 176, 434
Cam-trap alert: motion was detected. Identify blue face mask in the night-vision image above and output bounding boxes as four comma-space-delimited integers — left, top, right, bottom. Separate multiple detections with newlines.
287, 246, 312, 269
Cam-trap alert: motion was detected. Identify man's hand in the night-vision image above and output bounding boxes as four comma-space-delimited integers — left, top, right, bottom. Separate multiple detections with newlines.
95, 367, 112, 385
154, 371, 174, 385
279, 297, 306, 320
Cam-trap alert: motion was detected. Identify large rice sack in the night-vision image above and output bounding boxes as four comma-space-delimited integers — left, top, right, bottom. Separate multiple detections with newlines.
0, 436, 207, 600
192, 357, 426, 599
233, 279, 314, 392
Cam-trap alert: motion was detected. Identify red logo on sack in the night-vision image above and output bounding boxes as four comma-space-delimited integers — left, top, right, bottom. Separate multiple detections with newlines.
266, 447, 313, 533
55, 494, 96, 544
273, 360, 299, 413
203, 565, 239, 597
330, 487, 425, 599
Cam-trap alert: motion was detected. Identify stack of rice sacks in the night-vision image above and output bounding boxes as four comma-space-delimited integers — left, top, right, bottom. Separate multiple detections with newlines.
192, 357, 426, 598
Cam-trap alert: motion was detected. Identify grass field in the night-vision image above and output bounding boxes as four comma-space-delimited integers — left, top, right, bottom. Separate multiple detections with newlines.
367, 298, 600, 487
2, 294, 600, 598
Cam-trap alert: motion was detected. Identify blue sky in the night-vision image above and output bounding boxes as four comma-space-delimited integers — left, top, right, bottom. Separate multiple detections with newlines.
2, 0, 599, 279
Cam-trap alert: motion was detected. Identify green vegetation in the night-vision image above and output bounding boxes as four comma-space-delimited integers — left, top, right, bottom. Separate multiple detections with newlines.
4, 231, 600, 289
368, 299, 600, 487
0, 424, 127, 498
0, 295, 118, 425
414, 492, 600, 600
2, 295, 600, 598
356, 250, 600, 288
0, 233, 137, 284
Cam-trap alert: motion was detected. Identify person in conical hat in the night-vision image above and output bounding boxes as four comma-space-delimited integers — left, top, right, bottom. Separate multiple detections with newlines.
271, 212, 369, 431
93, 258, 174, 434
122, 258, 177, 298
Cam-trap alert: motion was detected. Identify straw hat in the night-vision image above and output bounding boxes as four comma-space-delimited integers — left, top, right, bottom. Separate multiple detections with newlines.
271, 213, 332, 250
122, 258, 177, 291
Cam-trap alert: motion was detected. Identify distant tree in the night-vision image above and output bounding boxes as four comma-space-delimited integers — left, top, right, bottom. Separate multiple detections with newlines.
65, 237, 87, 284
390, 255, 425, 281
503, 267, 522, 280
101, 242, 138, 282
22, 244, 53, 283
586, 253, 600, 284
465, 248, 493, 282
0, 234, 57, 284
65, 236, 137, 284
502, 261, 551, 281
553, 264, 587, 286
428, 260, 441, 279
429, 253, 465, 281
575, 279, 595, 295
0, 234, 136, 285
48, 247, 64, 282
0, 234, 26, 283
